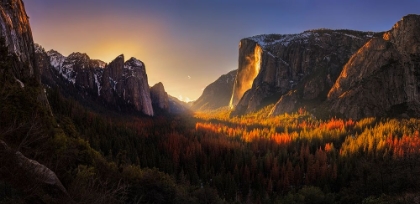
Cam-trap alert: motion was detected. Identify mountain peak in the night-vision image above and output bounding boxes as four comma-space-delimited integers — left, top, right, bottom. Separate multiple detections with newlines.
34, 43, 45, 54
45, 49, 66, 68
153, 82, 164, 88
125, 57, 144, 67
46, 49, 62, 56
69, 52, 87, 56
67, 52, 90, 61
150, 82, 169, 112
90, 59, 106, 69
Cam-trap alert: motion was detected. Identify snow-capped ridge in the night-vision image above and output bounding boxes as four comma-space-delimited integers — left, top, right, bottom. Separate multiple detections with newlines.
36, 45, 154, 116
46, 49, 66, 70
248, 29, 377, 48
67, 52, 90, 62
248, 32, 314, 48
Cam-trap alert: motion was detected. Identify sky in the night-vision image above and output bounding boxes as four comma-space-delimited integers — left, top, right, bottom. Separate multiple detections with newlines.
25, 0, 420, 102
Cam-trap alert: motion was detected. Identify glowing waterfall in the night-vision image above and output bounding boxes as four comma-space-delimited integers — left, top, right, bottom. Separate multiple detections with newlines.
229, 43, 262, 108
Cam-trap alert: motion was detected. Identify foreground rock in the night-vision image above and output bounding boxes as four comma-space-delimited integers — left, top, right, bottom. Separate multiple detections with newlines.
0, 140, 71, 203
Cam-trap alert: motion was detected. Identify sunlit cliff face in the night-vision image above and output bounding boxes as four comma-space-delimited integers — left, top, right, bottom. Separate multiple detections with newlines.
229, 42, 262, 108
383, 32, 392, 41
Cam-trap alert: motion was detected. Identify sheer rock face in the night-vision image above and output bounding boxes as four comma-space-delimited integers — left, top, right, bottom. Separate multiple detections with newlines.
100, 55, 123, 106
192, 69, 237, 111
101, 55, 154, 116
35, 47, 155, 116
0, 0, 70, 201
0, 0, 36, 80
328, 14, 420, 119
229, 15, 420, 119
150, 82, 169, 111
230, 30, 373, 116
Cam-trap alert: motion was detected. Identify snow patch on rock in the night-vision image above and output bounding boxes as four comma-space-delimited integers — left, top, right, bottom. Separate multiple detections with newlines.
94, 73, 102, 96
34, 43, 44, 54
47, 50, 66, 71
15, 77, 24, 88
249, 32, 314, 48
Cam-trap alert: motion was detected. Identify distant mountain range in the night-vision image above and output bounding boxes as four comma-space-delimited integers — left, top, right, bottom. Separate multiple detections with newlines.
34, 14, 420, 120
196, 14, 420, 119
35, 45, 188, 116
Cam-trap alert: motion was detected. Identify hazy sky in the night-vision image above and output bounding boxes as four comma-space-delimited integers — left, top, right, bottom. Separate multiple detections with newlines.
25, 0, 419, 101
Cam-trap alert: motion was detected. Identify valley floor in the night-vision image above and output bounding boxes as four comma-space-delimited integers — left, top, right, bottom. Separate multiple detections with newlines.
2, 81, 420, 203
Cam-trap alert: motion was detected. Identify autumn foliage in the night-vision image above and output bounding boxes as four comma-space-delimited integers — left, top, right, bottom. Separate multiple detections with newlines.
4, 83, 420, 203
192, 109, 420, 202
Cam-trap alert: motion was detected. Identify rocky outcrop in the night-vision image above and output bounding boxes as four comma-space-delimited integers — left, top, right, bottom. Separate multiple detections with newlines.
0, 0, 36, 80
35, 47, 155, 116
35, 47, 106, 97
0, 140, 71, 203
99, 55, 122, 105
230, 29, 374, 116
269, 90, 299, 115
150, 82, 169, 111
192, 69, 236, 111
327, 14, 420, 119
101, 55, 154, 116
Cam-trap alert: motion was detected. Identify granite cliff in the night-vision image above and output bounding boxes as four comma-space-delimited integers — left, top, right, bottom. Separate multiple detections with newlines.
230, 29, 374, 116
0, 0, 35, 80
229, 15, 420, 119
102, 55, 154, 116
328, 14, 420, 119
0, 0, 70, 202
